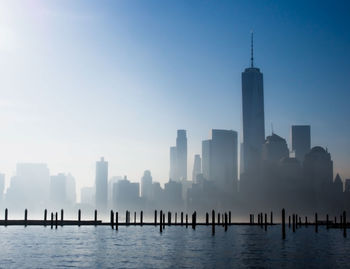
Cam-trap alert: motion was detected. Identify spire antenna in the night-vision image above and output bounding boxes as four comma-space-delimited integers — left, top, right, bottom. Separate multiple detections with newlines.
250, 31, 254, 67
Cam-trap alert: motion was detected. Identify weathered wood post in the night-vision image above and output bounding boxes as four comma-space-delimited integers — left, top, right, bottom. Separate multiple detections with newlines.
154, 210, 157, 226
134, 212, 136, 224
141, 211, 143, 226
340, 215, 343, 228
305, 216, 308, 227
186, 214, 188, 228
94, 210, 97, 226
295, 214, 298, 229
44, 209, 47, 227
218, 213, 220, 225
168, 212, 171, 225
222, 214, 224, 226
212, 210, 215, 235
24, 209, 28, 227
270, 211, 273, 225
258, 214, 260, 225
163, 213, 165, 229
5, 208, 8, 226
175, 212, 177, 224
264, 213, 267, 231
50, 212, 53, 229
116, 212, 119, 230
299, 217, 301, 227
343, 211, 347, 238
292, 214, 295, 233
288, 215, 291, 228
181, 212, 184, 226
61, 209, 64, 226
224, 213, 228, 232
229, 211, 231, 224
315, 213, 318, 233
206, 213, 209, 225
326, 214, 329, 230
334, 216, 337, 224
55, 212, 58, 229
110, 210, 114, 229
194, 211, 197, 230
282, 208, 286, 240
78, 209, 81, 226
260, 213, 263, 228
160, 210, 163, 233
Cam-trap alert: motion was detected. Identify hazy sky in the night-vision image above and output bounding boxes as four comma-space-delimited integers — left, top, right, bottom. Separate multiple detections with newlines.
0, 0, 349, 197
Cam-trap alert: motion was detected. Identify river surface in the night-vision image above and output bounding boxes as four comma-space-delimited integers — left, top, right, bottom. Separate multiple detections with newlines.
0, 225, 349, 268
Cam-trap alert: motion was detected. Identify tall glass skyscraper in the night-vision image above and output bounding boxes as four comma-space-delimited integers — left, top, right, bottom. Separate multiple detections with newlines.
176, 130, 187, 181
241, 33, 265, 175
95, 157, 108, 210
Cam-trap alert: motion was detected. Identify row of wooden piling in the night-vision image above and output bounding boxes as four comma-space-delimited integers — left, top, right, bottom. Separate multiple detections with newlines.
280, 209, 347, 239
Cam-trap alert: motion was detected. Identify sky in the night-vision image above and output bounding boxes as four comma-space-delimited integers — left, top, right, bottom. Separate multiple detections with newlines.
0, 0, 349, 199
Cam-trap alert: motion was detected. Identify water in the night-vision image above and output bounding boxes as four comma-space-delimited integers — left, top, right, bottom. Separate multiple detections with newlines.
0, 225, 349, 268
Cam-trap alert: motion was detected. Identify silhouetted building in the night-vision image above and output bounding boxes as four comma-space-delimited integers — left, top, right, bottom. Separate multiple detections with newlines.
241, 33, 265, 175
66, 173, 76, 205
141, 170, 153, 200
333, 173, 343, 193
0, 173, 4, 202
164, 180, 183, 207
202, 129, 238, 196
113, 176, 139, 208
95, 157, 108, 210
81, 187, 95, 206
169, 146, 177, 180
176, 130, 187, 181
291, 125, 311, 162
345, 179, 350, 193
50, 173, 67, 205
192, 154, 201, 182
108, 176, 122, 206
262, 133, 289, 163
6, 163, 50, 210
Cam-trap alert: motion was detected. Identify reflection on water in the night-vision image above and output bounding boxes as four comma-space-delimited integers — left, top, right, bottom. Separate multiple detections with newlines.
0, 225, 348, 268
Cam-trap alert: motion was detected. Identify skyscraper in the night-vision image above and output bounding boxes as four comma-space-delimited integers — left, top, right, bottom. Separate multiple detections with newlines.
202, 129, 238, 194
141, 170, 153, 200
95, 157, 108, 209
176, 130, 187, 181
169, 146, 177, 180
192, 154, 202, 182
291, 125, 311, 163
241, 33, 265, 175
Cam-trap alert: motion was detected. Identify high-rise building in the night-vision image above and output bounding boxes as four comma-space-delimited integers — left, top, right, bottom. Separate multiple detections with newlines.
262, 133, 289, 163
291, 125, 311, 163
0, 173, 4, 202
95, 157, 108, 209
81, 187, 95, 205
141, 170, 153, 200
66, 173, 76, 205
202, 129, 238, 194
169, 146, 177, 180
241, 33, 265, 175
176, 130, 187, 180
192, 154, 202, 182
50, 173, 67, 205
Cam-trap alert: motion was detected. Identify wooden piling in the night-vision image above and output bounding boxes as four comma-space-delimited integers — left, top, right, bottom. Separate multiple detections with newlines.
206, 213, 209, 225
270, 211, 273, 225
24, 209, 28, 227
326, 214, 329, 230
44, 209, 47, 226
340, 215, 343, 228
94, 210, 97, 226
154, 210, 157, 226
334, 216, 337, 224
175, 213, 177, 224
163, 213, 165, 229
222, 214, 224, 226
229, 211, 231, 224
78, 209, 81, 226
288, 215, 291, 228
168, 212, 171, 225
61, 209, 64, 226
315, 213, 318, 233
218, 213, 220, 225
282, 208, 286, 240
343, 211, 347, 238
264, 213, 267, 231
50, 212, 53, 229
116, 212, 119, 230
181, 212, 184, 226
5, 208, 8, 226
260, 213, 263, 228
186, 214, 188, 228
224, 213, 228, 232
160, 210, 163, 233
141, 211, 143, 226
295, 214, 298, 229
212, 210, 215, 235
292, 214, 295, 233
134, 212, 136, 224
55, 212, 58, 229
110, 210, 114, 229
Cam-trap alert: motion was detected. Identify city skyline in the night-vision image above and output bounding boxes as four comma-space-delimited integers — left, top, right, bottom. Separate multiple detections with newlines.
0, 0, 349, 197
